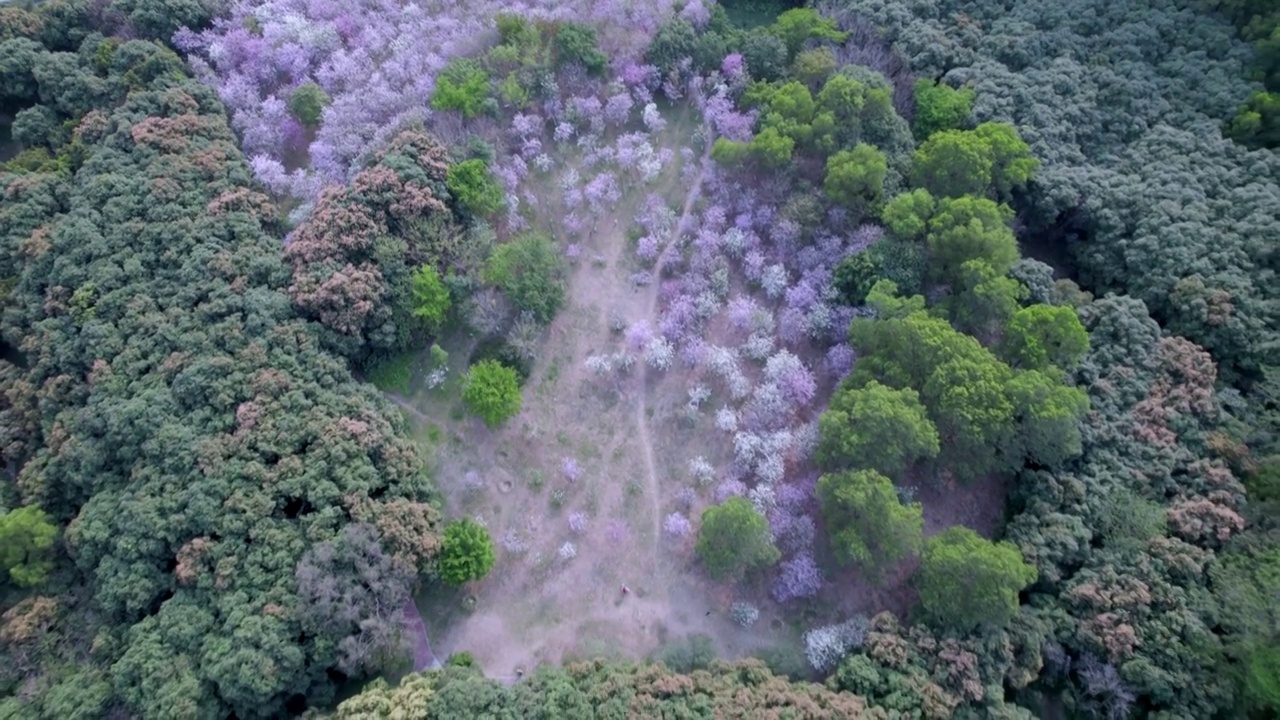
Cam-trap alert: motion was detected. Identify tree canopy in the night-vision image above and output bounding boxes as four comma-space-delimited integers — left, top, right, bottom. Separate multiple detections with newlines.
696, 497, 781, 581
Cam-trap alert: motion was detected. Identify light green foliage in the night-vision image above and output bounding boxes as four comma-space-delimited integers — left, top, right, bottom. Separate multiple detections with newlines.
409, 265, 450, 332
749, 126, 796, 167
880, 188, 935, 241
461, 360, 522, 428
910, 122, 1037, 199
818, 469, 923, 578
818, 380, 939, 476
910, 128, 991, 198
696, 497, 780, 581
948, 259, 1028, 338
1001, 304, 1090, 372
923, 356, 1016, 480
0, 505, 57, 587
912, 78, 974, 139
823, 143, 887, 211
288, 81, 329, 128
333, 675, 434, 718
815, 69, 902, 152
1005, 369, 1089, 467
791, 46, 837, 88
553, 22, 607, 74
446, 158, 504, 216
438, 518, 495, 586
484, 232, 565, 322
973, 122, 1039, 199
746, 80, 819, 149
1228, 90, 1280, 147
769, 8, 848, 59
918, 527, 1037, 631
431, 58, 491, 117
926, 195, 1018, 285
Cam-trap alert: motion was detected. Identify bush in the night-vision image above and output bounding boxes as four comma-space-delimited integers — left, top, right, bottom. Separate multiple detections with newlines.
431, 58, 491, 118
0, 505, 57, 587
469, 336, 531, 383
911, 78, 974, 140
461, 360, 523, 428
446, 159, 504, 217
438, 518, 495, 586
485, 233, 566, 323
658, 633, 716, 673
409, 265, 451, 332
364, 352, 415, 394
288, 81, 329, 128
696, 497, 781, 580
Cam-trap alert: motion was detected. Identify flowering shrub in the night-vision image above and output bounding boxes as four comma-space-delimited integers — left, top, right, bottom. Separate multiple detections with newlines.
772, 552, 823, 602
730, 601, 760, 628
804, 616, 869, 672
558, 541, 578, 561
664, 512, 693, 538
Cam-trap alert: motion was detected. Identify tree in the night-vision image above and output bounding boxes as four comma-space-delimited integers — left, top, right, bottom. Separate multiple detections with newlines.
740, 29, 787, 82
647, 18, 697, 75
409, 265, 450, 332
824, 144, 888, 212
431, 58, 490, 118
818, 380, 939, 476
1001, 304, 1090, 372
912, 79, 973, 139
925, 196, 1018, 285
917, 527, 1037, 631
696, 497, 780, 581
0, 506, 57, 587
288, 81, 329, 128
461, 360, 522, 428
880, 189, 935, 242
922, 356, 1016, 481
438, 518, 495, 586
910, 122, 1036, 199
485, 232, 565, 322
818, 470, 923, 578
769, 8, 848, 59
947, 259, 1028, 338
1006, 369, 1089, 467
553, 22, 607, 74
446, 158, 504, 217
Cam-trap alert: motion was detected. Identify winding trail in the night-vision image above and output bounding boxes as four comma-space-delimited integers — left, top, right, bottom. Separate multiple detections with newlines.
633, 133, 713, 555
401, 598, 439, 671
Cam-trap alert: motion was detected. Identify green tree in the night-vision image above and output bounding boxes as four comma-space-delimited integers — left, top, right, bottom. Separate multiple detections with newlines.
288, 81, 329, 128
431, 59, 490, 118
818, 380, 940, 475
461, 360, 522, 428
485, 232, 565, 322
770, 8, 848, 59
696, 497, 780, 581
1228, 90, 1280, 148
910, 122, 1036, 199
438, 518, 495, 586
1006, 369, 1089, 467
880, 189, 935, 242
912, 78, 974, 139
1001, 304, 1090, 372
818, 469, 923, 578
0, 505, 57, 587
740, 29, 787, 81
791, 47, 837, 88
947, 259, 1028, 338
446, 158, 504, 217
926, 196, 1018, 285
917, 526, 1037, 631
647, 18, 697, 75
409, 265, 450, 332
748, 126, 795, 167
823, 144, 888, 212
553, 22, 607, 74
910, 128, 992, 199
973, 121, 1039, 199
923, 355, 1017, 481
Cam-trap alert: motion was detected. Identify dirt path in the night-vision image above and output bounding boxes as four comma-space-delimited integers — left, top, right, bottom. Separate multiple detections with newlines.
401, 597, 439, 671
385, 392, 431, 423
633, 134, 713, 554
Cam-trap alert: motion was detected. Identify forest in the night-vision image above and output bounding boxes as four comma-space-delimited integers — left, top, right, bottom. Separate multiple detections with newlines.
0, 0, 1276, 718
